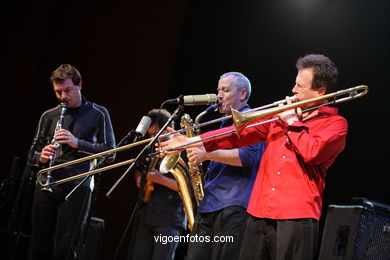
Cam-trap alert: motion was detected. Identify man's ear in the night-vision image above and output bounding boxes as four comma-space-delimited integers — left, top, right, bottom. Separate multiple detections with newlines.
318, 87, 326, 95
240, 88, 248, 102
79, 80, 83, 90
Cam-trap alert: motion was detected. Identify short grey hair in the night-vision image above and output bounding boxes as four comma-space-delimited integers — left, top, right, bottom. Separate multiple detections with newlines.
220, 72, 252, 103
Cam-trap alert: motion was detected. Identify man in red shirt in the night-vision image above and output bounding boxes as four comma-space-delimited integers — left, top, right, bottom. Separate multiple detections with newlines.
159, 54, 347, 259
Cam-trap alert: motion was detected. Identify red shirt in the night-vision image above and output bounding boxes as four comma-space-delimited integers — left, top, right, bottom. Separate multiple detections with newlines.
201, 106, 347, 220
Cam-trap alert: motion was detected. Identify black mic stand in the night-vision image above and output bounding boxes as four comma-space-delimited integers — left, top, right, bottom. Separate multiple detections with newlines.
8, 119, 52, 260
110, 105, 184, 260
124, 157, 150, 260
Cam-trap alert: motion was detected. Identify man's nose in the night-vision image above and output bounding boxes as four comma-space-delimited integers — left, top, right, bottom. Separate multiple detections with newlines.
292, 85, 298, 94
61, 92, 68, 100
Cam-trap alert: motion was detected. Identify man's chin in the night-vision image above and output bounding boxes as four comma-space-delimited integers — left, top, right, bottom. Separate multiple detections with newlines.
219, 107, 230, 114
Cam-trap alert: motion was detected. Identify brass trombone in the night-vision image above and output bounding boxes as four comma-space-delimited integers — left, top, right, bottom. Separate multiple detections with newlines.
36, 85, 368, 188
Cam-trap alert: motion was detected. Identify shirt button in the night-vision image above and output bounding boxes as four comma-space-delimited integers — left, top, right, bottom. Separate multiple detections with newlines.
288, 131, 291, 134
282, 156, 286, 159
272, 187, 276, 191
277, 171, 281, 175
286, 138, 289, 142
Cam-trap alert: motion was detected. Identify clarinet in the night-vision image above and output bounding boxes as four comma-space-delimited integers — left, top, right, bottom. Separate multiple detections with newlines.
41, 102, 67, 192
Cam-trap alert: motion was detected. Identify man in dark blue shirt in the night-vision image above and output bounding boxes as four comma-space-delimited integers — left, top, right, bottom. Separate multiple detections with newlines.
28, 64, 116, 260
185, 72, 264, 260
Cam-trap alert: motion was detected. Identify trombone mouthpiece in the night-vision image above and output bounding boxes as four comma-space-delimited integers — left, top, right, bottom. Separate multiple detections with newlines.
273, 95, 297, 106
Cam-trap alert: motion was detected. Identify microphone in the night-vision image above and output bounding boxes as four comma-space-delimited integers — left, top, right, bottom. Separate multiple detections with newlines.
134, 116, 152, 140
166, 94, 218, 106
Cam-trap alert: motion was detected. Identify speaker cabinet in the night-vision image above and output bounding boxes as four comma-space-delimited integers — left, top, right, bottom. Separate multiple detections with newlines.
82, 217, 105, 260
319, 204, 390, 260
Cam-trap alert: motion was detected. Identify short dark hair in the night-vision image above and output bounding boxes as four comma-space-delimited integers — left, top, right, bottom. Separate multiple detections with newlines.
296, 54, 338, 93
220, 72, 252, 102
50, 64, 82, 85
147, 109, 174, 129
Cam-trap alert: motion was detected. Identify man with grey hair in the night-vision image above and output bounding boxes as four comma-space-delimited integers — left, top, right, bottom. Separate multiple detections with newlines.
184, 72, 265, 260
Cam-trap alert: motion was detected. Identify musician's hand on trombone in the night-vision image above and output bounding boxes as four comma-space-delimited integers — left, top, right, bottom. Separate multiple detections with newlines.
55, 129, 78, 148
156, 127, 202, 157
156, 127, 186, 157
278, 96, 302, 125
187, 147, 208, 164
39, 144, 57, 164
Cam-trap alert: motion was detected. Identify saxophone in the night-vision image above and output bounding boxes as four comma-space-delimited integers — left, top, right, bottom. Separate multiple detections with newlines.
142, 132, 196, 230
143, 156, 158, 203
180, 114, 204, 206
167, 158, 195, 230
158, 153, 195, 230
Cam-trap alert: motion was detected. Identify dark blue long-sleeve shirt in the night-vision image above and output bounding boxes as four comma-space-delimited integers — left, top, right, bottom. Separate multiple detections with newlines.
198, 104, 264, 213
29, 98, 116, 185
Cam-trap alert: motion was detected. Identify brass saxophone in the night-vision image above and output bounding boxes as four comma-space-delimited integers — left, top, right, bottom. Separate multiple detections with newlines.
142, 130, 195, 230
142, 156, 158, 203
167, 158, 195, 230
180, 114, 204, 206
158, 153, 195, 230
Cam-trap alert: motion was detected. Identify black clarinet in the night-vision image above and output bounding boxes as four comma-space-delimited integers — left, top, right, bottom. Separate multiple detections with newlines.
41, 102, 67, 192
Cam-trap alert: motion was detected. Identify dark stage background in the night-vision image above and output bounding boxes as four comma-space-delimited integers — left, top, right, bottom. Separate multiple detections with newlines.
3, 0, 390, 259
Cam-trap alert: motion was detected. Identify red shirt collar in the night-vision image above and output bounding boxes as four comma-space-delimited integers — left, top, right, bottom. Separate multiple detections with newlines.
318, 106, 338, 115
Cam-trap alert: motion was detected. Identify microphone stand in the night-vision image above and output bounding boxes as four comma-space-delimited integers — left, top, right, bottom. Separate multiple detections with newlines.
110, 105, 184, 260
123, 158, 149, 260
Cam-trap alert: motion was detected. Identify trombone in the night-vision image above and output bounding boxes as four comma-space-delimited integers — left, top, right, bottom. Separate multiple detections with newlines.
36, 85, 368, 188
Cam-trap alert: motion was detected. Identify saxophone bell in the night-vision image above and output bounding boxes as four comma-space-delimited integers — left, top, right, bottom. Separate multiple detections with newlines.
159, 153, 181, 174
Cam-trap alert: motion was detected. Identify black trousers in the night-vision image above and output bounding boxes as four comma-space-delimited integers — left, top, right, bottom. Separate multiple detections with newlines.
30, 183, 91, 260
131, 224, 181, 260
239, 217, 319, 260
185, 205, 249, 260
